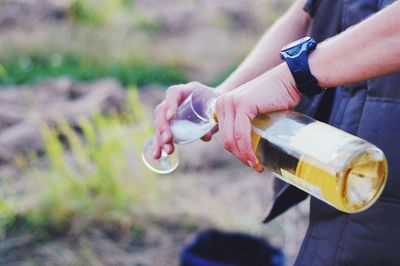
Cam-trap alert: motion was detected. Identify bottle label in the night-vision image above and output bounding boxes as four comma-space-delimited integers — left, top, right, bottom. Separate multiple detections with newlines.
290, 121, 358, 164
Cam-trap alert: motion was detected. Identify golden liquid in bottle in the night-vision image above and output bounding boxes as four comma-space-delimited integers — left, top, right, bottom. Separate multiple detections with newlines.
251, 115, 387, 213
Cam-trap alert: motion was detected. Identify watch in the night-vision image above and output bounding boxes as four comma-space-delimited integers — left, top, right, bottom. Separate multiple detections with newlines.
280, 36, 323, 96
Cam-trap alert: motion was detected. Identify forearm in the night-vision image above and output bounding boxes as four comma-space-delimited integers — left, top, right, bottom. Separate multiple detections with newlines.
217, 0, 311, 93
309, 2, 400, 88
213, 2, 400, 171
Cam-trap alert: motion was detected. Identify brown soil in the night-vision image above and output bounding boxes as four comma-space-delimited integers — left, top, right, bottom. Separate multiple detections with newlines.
2, 165, 309, 266
0, 1, 310, 265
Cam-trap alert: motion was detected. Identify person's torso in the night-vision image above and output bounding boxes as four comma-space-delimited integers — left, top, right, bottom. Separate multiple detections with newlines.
295, 1, 400, 265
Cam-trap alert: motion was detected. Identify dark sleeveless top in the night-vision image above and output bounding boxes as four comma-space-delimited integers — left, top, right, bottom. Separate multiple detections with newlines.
266, 1, 400, 265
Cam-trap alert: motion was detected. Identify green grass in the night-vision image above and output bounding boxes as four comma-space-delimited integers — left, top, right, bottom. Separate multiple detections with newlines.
0, 53, 188, 88
0, 88, 159, 240
68, 0, 106, 25
68, 0, 136, 26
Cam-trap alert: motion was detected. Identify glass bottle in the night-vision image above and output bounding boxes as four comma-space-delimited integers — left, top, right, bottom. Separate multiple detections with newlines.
250, 112, 387, 213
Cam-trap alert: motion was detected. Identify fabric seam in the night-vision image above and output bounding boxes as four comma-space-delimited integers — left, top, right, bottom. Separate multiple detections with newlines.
355, 82, 369, 136
333, 215, 351, 266
379, 196, 400, 204
294, 217, 314, 265
365, 96, 400, 103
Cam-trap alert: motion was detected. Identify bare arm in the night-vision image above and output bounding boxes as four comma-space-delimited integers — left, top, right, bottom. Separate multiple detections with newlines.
152, 0, 311, 158
217, 0, 311, 93
216, 1, 400, 171
309, 1, 400, 87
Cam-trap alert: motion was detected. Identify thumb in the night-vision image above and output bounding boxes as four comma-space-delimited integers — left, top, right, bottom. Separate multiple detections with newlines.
201, 132, 213, 142
200, 126, 218, 142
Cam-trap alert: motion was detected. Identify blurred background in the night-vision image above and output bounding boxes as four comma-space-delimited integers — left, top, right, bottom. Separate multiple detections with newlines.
0, 0, 309, 265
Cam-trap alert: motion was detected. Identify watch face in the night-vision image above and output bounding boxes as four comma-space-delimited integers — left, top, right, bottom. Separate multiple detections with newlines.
284, 45, 302, 57
281, 36, 312, 52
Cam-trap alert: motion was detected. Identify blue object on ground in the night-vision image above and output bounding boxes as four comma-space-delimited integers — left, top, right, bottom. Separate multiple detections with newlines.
180, 229, 285, 266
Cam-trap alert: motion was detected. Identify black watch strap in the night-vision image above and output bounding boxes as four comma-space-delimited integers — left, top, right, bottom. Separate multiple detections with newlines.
285, 50, 323, 96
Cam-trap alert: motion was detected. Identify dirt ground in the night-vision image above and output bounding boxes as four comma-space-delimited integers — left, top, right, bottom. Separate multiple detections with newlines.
2, 165, 309, 266
0, 0, 289, 83
0, 1, 311, 265
0, 85, 309, 266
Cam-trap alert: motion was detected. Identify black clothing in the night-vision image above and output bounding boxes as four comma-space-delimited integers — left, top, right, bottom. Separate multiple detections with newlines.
266, 0, 400, 265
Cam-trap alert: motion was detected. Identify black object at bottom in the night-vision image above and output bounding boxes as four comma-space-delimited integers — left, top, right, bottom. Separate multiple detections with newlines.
263, 182, 308, 224
180, 229, 285, 266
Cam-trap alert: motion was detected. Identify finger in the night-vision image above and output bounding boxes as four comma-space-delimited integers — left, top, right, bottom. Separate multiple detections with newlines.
153, 129, 172, 159
215, 96, 226, 144
153, 102, 169, 133
158, 126, 173, 145
164, 86, 186, 121
254, 164, 265, 173
163, 143, 175, 155
220, 97, 248, 166
154, 115, 173, 146
154, 103, 173, 140
234, 110, 258, 168
201, 125, 219, 142
201, 132, 213, 142
154, 105, 174, 153
164, 84, 196, 121
153, 104, 166, 159
153, 137, 162, 159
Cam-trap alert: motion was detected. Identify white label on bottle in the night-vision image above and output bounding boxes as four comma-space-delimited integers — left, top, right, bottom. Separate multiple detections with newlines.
291, 122, 357, 164
280, 169, 324, 201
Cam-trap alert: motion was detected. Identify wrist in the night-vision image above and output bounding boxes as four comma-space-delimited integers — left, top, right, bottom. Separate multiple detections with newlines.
276, 63, 303, 101
215, 85, 229, 94
307, 47, 327, 88
280, 37, 324, 96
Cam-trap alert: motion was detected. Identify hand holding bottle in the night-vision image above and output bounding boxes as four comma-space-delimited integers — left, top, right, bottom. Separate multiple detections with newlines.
214, 64, 302, 172
144, 66, 387, 213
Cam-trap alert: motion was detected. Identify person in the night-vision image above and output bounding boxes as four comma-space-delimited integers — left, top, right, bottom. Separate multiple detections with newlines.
153, 0, 400, 264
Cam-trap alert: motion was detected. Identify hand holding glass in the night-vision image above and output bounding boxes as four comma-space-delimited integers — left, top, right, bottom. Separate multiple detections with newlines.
141, 88, 218, 174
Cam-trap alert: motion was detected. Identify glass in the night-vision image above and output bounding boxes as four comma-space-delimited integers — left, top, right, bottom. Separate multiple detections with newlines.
142, 88, 218, 174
